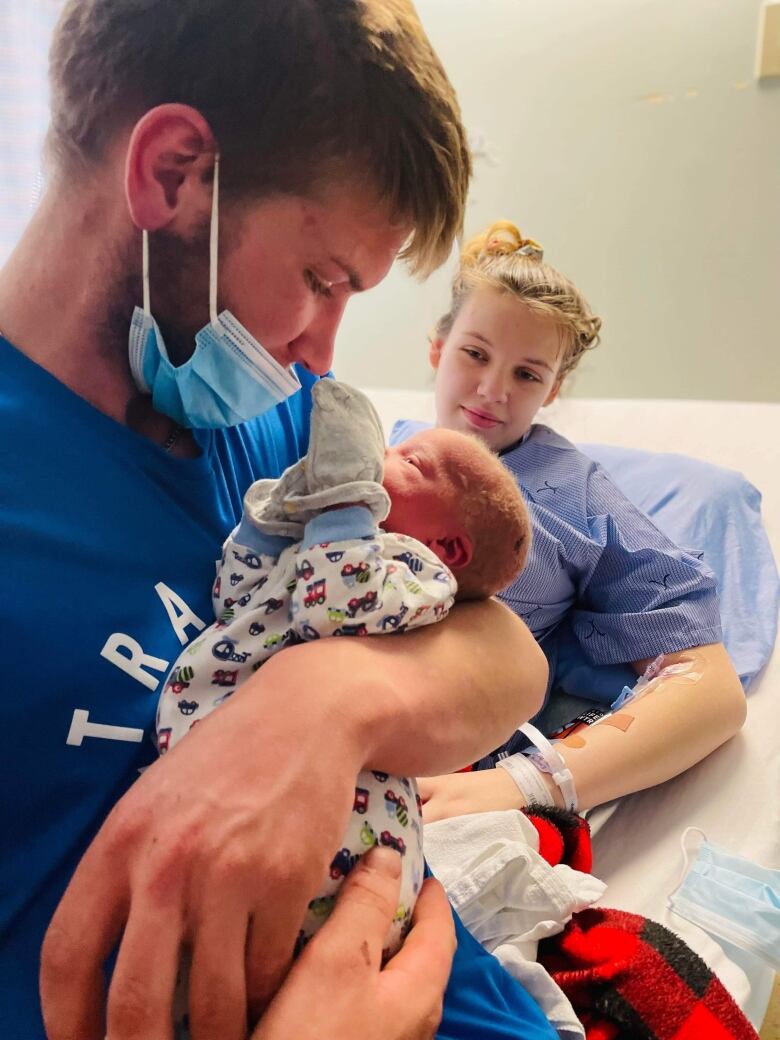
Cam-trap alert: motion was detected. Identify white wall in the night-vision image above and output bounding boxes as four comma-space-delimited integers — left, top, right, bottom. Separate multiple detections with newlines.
335, 0, 780, 402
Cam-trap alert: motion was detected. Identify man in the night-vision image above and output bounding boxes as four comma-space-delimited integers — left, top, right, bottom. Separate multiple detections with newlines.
0, 2, 553, 1037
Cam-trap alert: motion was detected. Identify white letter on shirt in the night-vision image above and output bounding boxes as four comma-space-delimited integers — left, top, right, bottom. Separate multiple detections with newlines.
67, 709, 145, 747
155, 582, 207, 646
100, 633, 169, 690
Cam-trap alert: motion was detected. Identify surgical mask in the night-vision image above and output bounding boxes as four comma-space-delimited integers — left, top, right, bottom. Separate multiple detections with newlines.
128, 154, 301, 429
668, 828, 780, 971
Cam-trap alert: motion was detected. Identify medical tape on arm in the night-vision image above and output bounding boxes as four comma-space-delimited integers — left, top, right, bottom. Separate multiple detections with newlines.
611, 653, 705, 711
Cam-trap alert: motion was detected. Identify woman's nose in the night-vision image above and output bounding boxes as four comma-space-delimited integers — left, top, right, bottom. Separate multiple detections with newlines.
478, 371, 509, 404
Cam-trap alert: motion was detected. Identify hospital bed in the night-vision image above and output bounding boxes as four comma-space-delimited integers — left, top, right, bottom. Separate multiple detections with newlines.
363, 390, 780, 1032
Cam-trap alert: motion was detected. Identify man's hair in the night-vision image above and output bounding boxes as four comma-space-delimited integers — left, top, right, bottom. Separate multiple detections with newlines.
47, 0, 471, 276
439, 433, 531, 601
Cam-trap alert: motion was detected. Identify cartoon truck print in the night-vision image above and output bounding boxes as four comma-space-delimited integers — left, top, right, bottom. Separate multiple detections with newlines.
360, 822, 377, 848
334, 623, 368, 637
211, 669, 238, 687
248, 621, 266, 637
353, 787, 370, 814
296, 558, 315, 582
325, 550, 345, 564
384, 790, 409, 827
178, 700, 199, 717
303, 579, 327, 608
166, 665, 194, 695
329, 847, 359, 880
263, 632, 284, 650
393, 551, 424, 574
258, 597, 284, 615
232, 548, 262, 570
212, 637, 251, 663
308, 895, 336, 918
157, 727, 172, 754
327, 607, 347, 624
340, 561, 371, 587
378, 605, 408, 632
379, 831, 406, 856
347, 590, 378, 617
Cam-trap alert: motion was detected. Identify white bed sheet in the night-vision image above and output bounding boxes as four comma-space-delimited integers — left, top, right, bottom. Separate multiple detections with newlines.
363, 389, 780, 1030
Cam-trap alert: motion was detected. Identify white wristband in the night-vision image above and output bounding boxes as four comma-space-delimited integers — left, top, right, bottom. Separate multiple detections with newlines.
497, 752, 556, 807
518, 723, 579, 813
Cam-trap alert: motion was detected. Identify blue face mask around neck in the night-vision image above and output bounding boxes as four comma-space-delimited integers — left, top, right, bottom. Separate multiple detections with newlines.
128, 154, 301, 429
667, 827, 780, 971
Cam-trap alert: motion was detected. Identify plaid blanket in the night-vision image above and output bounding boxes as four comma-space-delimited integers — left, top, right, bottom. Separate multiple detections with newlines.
522, 807, 759, 1040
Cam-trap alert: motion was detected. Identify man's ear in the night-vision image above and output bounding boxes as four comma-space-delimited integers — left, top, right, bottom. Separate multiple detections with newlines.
125, 103, 216, 232
430, 534, 473, 571
429, 336, 445, 370
543, 379, 563, 408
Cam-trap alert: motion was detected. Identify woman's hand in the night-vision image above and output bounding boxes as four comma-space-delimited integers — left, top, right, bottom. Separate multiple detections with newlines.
254, 847, 456, 1040
419, 768, 526, 823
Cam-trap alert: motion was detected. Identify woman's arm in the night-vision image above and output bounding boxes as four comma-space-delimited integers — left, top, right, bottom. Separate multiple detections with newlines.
546, 642, 745, 810
420, 641, 746, 819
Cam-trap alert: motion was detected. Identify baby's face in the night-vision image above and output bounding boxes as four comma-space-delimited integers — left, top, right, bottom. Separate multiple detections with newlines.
431, 288, 563, 452
382, 428, 480, 544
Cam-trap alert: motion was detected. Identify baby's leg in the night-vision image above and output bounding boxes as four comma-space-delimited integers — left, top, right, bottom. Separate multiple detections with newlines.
300, 771, 424, 959
172, 772, 423, 1037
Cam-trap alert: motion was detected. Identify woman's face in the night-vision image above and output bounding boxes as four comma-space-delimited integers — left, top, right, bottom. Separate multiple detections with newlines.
431, 288, 563, 452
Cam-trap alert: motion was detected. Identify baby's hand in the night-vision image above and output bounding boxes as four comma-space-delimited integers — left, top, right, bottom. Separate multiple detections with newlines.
306, 380, 385, 492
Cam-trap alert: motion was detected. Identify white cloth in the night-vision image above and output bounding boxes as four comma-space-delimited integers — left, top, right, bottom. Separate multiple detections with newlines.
425, 810, 606, 1040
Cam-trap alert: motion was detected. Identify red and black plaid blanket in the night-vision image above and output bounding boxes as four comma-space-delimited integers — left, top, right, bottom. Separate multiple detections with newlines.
522, 806, 759, 1040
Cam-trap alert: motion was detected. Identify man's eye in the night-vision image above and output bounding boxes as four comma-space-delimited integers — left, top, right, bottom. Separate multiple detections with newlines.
304, 269, 333, 299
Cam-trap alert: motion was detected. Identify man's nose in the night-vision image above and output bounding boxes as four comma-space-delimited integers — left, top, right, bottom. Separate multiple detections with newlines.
289, 297, 348, 376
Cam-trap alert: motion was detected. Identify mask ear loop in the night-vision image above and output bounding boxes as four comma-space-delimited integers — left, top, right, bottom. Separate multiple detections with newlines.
667, 826, 707, 907
142, 228, 151, 317
209, 153, 220, 328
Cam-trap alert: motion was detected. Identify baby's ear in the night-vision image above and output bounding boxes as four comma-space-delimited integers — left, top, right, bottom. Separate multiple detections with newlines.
430, 534, 473, 571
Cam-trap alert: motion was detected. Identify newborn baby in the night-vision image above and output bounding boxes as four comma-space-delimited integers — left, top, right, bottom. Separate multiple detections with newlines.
158, 380, 530, 1031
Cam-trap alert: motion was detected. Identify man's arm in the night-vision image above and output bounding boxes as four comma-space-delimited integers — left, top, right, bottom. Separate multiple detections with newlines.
333, 596, 548, 777
41, 598, 545, 1040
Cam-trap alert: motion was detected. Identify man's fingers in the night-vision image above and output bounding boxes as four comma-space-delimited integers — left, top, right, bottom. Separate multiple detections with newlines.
188, 891, 249, 1040
40, 845, 129, 1040
106, 897, 183, 1040
383, 877, 455, 990
306, 847, 402, 970
244, 888, 311, 1019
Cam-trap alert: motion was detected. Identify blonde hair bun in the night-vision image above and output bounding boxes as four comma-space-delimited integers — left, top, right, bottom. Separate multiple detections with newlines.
462, 220, 544, 265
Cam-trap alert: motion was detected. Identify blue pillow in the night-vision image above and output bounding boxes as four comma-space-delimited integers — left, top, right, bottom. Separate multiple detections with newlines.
574, 444, 779, 691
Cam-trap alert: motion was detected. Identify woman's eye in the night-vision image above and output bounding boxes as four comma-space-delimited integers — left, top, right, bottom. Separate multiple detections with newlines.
517, 369, 541, 383
304, 269, 333, 299
462, 347, 485, 362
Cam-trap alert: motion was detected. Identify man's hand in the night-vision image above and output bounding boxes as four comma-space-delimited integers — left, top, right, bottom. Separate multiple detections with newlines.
254, 847, 455, 1040
419, 768, 526, 824
40, 666, 362, 1040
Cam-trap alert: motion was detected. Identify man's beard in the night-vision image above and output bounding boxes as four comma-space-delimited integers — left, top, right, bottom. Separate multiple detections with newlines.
103, 219, 211, 371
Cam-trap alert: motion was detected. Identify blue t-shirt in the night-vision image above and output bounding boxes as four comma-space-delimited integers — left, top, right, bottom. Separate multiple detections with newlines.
0, 341, 555, 1040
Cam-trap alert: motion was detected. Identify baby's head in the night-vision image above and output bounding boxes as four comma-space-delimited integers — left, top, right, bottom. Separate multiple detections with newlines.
430, 221, 602, 453
382, 427, 530, 600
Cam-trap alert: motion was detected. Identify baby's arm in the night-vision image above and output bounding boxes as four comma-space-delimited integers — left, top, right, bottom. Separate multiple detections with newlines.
290, 507, 456, 640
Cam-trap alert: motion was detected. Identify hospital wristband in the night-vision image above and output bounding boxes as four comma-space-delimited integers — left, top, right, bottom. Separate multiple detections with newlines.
517, 723, 579, 813
497, 752, 556, 808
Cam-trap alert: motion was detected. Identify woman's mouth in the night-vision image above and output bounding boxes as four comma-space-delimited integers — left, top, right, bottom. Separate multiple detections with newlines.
461, 406, 503, 430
